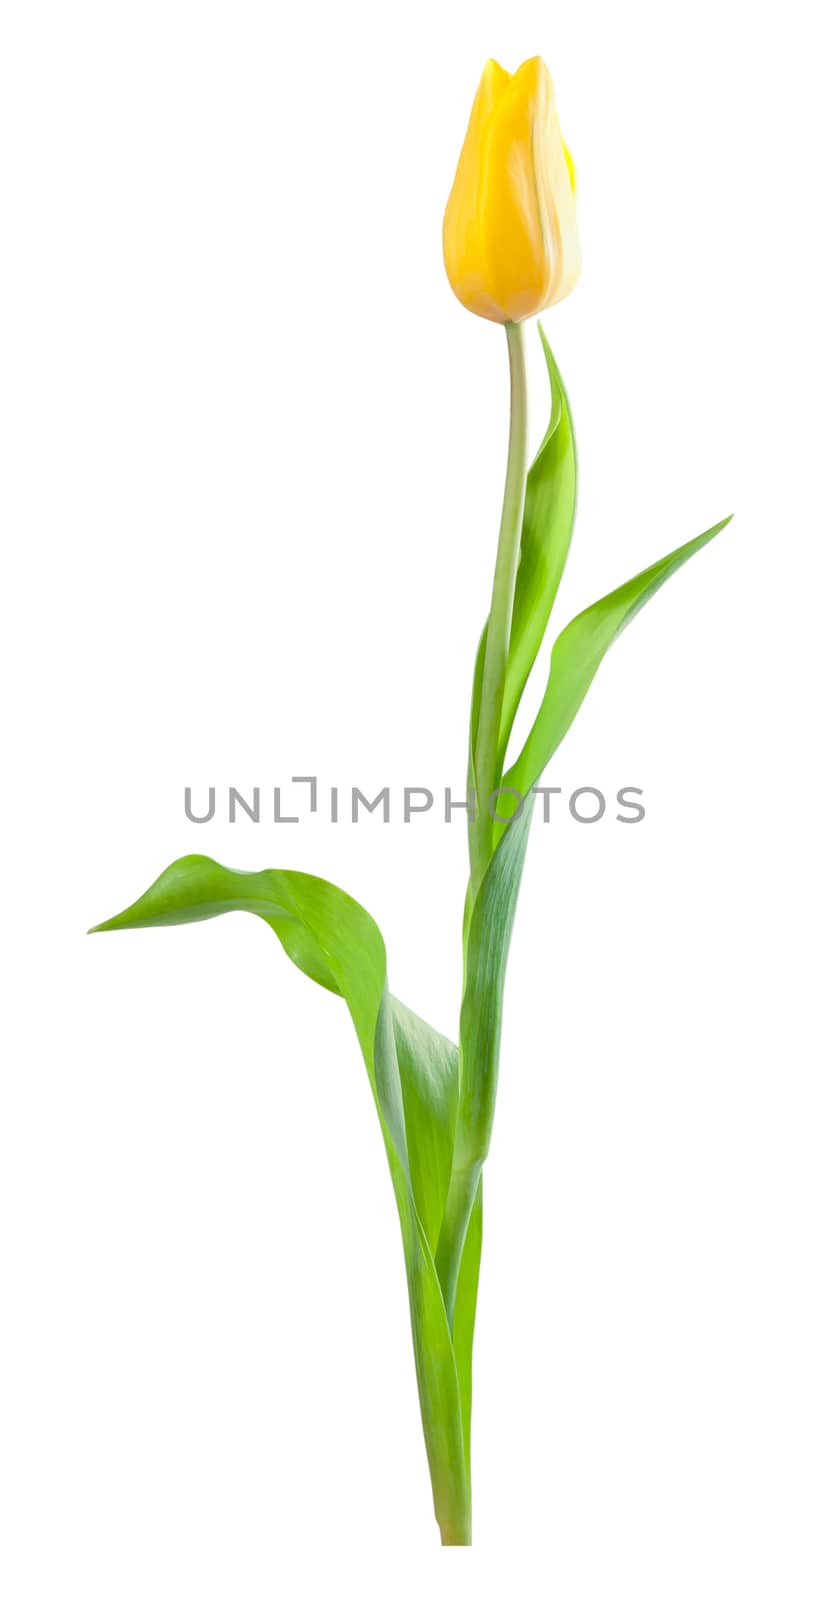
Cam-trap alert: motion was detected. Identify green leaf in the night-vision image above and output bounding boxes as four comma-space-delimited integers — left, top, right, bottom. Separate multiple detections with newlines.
465, 332, 574, 907
392, 1010, 482, 1470
456, 795, 535, 1176
502, 516, 733, 815
392, 998, 459, 1256
434, 799, 534, 1330
499, 325, 577, 762
468, 625, 487, 764
91, 856, 473, 1544
452, 1176, 483, 1473
467, 329, 575, 787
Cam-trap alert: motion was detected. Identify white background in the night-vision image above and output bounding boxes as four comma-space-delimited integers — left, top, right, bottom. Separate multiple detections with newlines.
1, 0, 819, 1594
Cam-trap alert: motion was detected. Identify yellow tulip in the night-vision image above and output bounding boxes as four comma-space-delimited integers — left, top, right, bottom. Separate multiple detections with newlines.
443, 57, 581, 324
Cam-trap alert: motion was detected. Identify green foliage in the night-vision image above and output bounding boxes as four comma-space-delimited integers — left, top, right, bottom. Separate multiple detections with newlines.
500, 514, 732, 823
92, 855, 476, 1545
91, 324, 732, 1545
500, 328, 577, 762
458, 794, 535, 1164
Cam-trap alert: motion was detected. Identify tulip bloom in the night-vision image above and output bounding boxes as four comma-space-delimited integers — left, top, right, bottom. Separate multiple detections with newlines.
443, 57, 581, 323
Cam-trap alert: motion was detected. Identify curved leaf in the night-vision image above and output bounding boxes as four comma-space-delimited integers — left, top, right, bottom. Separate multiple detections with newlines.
452, 1176, 483, 1473
392, 998, 458, 1256
456, 795, 535, 1176
467, 328, 576, 786
91, 856, 472, 1543
435, 800, 534, 1330
501, 516, 733, 820
499, 326, 577, 760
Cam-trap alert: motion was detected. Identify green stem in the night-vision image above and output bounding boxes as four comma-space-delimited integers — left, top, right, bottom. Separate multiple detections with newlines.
440, 1513, 472, 1547
438, 323, 528, 1326
429, 1427, 472, 1545
469, 320, 529, 896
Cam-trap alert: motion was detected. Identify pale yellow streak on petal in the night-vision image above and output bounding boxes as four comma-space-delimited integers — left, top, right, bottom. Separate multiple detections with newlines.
532, 71, 581, 309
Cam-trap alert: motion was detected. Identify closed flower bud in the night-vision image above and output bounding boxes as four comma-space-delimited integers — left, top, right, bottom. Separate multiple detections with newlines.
443, 57, 581, 324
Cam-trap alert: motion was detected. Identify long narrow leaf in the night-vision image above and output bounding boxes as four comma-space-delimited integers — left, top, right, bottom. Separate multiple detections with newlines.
499, 327, 577, 761
456, 796, 535, 1176
452, 1178, 483, 1472
91, 857, 472, 1542
468, 329, 576, 783
502, 517, 733, 810
392, 998, 459, 1256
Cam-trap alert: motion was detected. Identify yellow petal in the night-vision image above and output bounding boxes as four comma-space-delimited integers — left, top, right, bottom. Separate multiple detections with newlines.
529, 66, 581, 310
442, 60, 511, 323
442, 56, 581, 323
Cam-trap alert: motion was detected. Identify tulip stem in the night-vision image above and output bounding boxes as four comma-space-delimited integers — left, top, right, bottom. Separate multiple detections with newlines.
470, 321, 529, 894
436, 322, 528, 1332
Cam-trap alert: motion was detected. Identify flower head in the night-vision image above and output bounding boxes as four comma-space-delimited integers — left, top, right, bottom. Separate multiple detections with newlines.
443, 57, 581, 323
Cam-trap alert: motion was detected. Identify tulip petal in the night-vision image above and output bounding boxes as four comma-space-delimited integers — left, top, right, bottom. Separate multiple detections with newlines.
443, 60, 511, 322
478, 57, 549, 322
